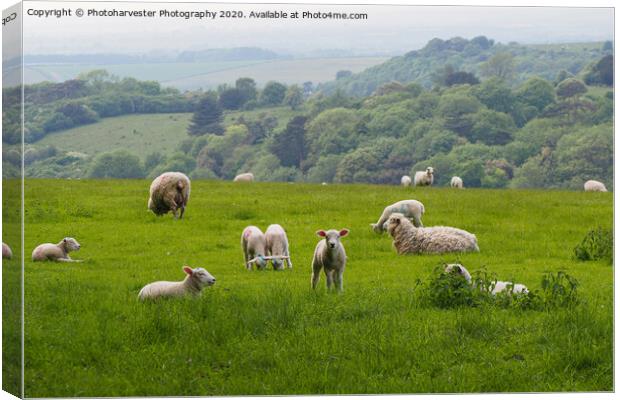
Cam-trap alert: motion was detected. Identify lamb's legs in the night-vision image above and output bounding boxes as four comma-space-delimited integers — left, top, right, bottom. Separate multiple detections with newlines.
334, 270, 344, 292
179, 205, 185, 219
311, 264, 321, 289
412, 215, 423, 227
285, 247, 292, 269
325, 270, 334, 290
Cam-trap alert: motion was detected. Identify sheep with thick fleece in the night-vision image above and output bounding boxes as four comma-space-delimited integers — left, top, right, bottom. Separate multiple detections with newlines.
450, 176, 463, 188
148, 172, 191, 219
32, 237, 81, 262
2, 243, 12, 259
265, 224, 292, 270
584, 180, 607, 192
242, 226, 268, 270
414, 167, 434, 187
387, 213, 479, 254
371, 199, 425, 233
401, 175, 412, 187
234, 172, 254, 182
444, 264, 528, 295
311, 229, 349, 291
138, 266, 215, 300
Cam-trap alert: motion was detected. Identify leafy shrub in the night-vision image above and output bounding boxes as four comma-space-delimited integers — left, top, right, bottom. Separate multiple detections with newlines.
573, 227, 613, 264
539, 271, 580, 308
422, 265, 483, 308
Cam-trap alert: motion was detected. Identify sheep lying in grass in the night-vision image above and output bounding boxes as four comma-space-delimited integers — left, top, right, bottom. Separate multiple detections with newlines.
148, 172, 191, 219
32, 237, 82, 262
450, 176, 463, 188
401, 175, 412, 187
234, 172, 254, 182
138, 266, 216, 300
265, 224, 292, 270
311, 229, 349, 291
584, 180, 607, 192
2, 243, 12, 259
387, 213, 479, 254
371, 199, 425, 233
242, 226, 268, 270
444, 264, 528, 295
414, 167, 434, 187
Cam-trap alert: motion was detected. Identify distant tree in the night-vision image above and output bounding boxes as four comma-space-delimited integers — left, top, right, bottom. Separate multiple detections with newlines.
284, 85, 304, 110
56, 103, 99, 125
445, 71, 480, 86
469, 109, 516, 145
269, 116, 308, 168
336, 70, 353, 80
480, 52, 515, 80
88, 150, 145, 178
602, 40, 613, 51
187, 93, 224, 136
473, 77, 516, 114
303, 81, 314, 97
553, 70, 572, 86
144, 152, 166, 172
235, 77, 258, 103
584, 55, 613, 86
556, 78, 587, 99
219, 87, 245, 110
515, 77, 555, 112
470, 35, 493, 50
260, 81, 287, 106
438, 93, 482, 136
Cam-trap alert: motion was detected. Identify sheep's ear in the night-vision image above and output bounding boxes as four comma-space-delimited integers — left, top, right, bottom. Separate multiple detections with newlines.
63, 238, 67, 243
316, 230, 326, 237
339, 229, 349, 237
392, 217, 400, 225
455, 265, 462, 272
183, 266, 193, 275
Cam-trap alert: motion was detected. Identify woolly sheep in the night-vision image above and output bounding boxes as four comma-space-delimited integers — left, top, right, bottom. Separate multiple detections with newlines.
242, 226, 268, 270
138, 266, 216, 301
414, 167, 434, 187
265, 224, 292, 270
584, 180, 607, 192
450, 176, 463, 188
234, 172, 254, 182
2, 243, 12, 259
401, 175, 412, 187
311, 229, 349, 291
371, 199, 425, 233
444, 264, 528, 295
32, 237, 82, 262
387, 213, 479, 254
148, 172, 191, 219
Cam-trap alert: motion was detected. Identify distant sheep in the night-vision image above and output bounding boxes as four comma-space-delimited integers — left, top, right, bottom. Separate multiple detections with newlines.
234, 172, 254, 182
32, 237, 82, 262
265, 224, 292, 270
444, 264, 528, 295
242, 226, 268, 270
387, 213, 479, 254
414, 167, 434, 187
148, 172, 191, 219
371, 199, 425, 233
584, 180, 607, 192
2, 243, 12, 259
311, 229, 349, 291
138, 266, 215, 300
450, 176, 463, 188
401, 175, 412, 187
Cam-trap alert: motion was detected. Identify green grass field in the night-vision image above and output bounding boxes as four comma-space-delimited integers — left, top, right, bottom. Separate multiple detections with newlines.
7, 180, 613, 396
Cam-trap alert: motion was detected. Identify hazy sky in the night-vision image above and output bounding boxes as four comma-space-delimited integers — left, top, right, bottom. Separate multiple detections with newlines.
20, 1, 615, 55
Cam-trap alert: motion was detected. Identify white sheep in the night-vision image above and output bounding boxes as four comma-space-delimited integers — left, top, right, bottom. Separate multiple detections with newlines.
242, 226, 268, 270
584, 180, 607, 192
414, 167, 434, 187
2, 242, 12, 259
444, 264, 529, 295
148, 172, 191, 219
138, 266, 216, 300
32, 237, 82, 262
387, 213, 479, 254
311, 229, 349, 291
233, 172, 254, 182
265, 224, 292, 270
370, 199, 425, 233
450, 176, 463, 188
401, 175, 412, 187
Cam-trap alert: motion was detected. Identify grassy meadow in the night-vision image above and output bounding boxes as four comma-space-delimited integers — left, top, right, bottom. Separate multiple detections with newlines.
9, 179, 613, 396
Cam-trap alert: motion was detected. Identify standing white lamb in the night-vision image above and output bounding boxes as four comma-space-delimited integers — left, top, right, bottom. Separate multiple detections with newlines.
370, 199, 425, 233
387, 213, 479, 254
584, 180, 607, 192
414, 167, 434, 187
265, 224, 292, 270
138, 266, 216, 300
450, 176, 463, 188
2, 242, 12, 259
444, 264, 528, 295
242, 226, 268, 270
148, 172, 191, 219
311, 229, 349, 291
32, 237, 82, 262
401, 175, 412, 187
234, 173, 254, 182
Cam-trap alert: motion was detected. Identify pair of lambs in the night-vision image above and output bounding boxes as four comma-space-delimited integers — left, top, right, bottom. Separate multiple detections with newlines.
445, 263, 528, 295
400, 167, 435, 187
242, 224, 292, 270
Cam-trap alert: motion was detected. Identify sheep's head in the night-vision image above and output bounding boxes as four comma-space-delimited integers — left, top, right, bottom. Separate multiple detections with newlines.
62, 237, 81, 252
183, 266, 216, 286
444, 263, 472, 283
426, 167, 434, 176
386, 213, 407, 236
255, 255, 267, 269
317, 229, 349, 250
370, 223, 383, 234
272, 258, 284, 270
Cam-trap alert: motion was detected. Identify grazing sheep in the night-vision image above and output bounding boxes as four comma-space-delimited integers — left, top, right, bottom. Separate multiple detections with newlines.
265, 224, 292, 270
2, 243, 12, 259
371, 199, 425, 233
387, 213, 479, 255
584, 180, 607, 192
401, 175, 412, 187
148, 172, 191, 219
311, 229, 349, 291
444, 264, 528, 295
32, 237, 82, 262
414, 167, 434, 187
138, 266, 216, 300
242, 226, 268, 270
234, 172, 254, 182
450, 176, 463, 188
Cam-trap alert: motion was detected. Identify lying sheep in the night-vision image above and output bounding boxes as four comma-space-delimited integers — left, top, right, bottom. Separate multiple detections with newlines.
234, 172, 254, 182
401, 175, 412, 187
32, 237, 82, 262
138, 266, 216, 300
371, 199, 425, 233
584, 180, 607, 192
2, 243, 12, 259
311, 229, 349, 291
414, 167, 434, 187
265, 224, 292, 270
444, 264, 528, 295
387, 213, 479, 255
242, 226, 268, 270
148, 172, 191, 219
450, 176, 463, 188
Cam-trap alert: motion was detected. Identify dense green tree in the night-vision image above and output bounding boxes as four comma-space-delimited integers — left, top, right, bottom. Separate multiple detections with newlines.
473, 78, 516, 114
336, 70, 353, 80
515, 77, 555, 112
235, 77, 258, 102
306, 108, 360, 159
284, 85, 304, 110
556, 78, 587, 99
260, 81, 287, 106
269, 116, 308, 169
187, 93, 224, 136
88, 150, 145, 178
480, 52, 515, 80
469, 109, 516, 145
219, 88, 245, 110
438, 93, 482, 136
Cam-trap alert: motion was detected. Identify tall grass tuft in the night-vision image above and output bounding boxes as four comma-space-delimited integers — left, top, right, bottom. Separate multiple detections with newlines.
573, 226, 613, 264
